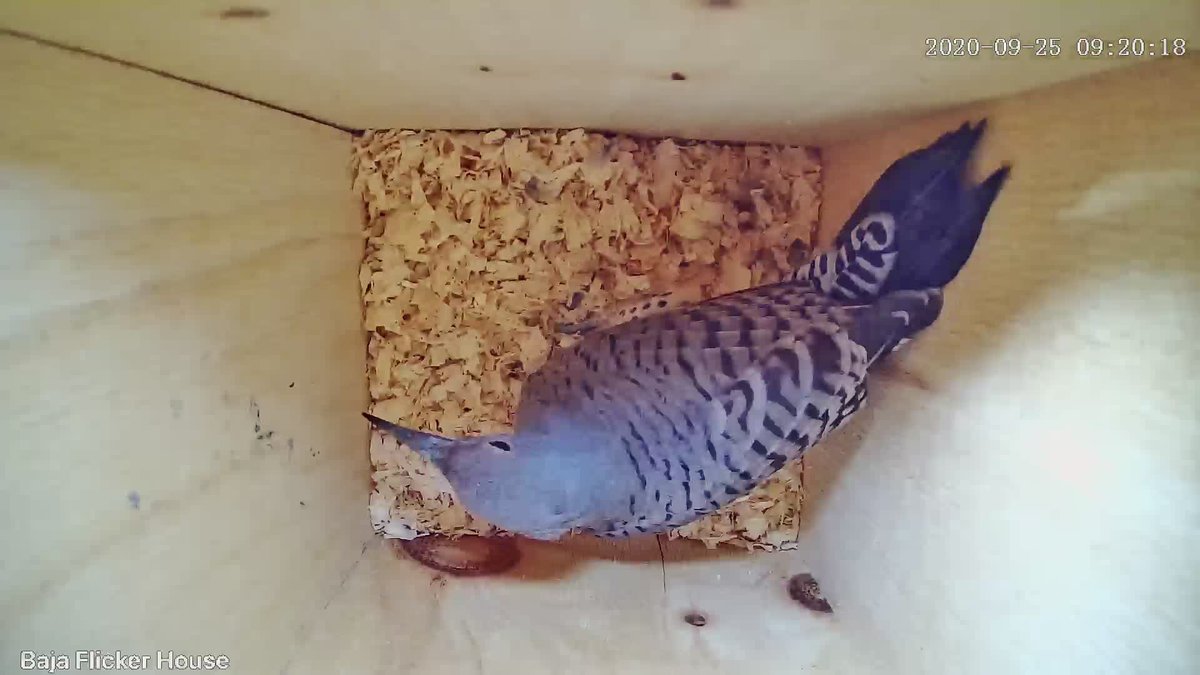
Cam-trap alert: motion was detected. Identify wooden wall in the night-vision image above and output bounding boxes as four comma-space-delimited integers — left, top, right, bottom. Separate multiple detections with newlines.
805, 56, 1200, 674
0, 35, 369, 673
2, 17, 1198, 675
3, 1, 1198, 142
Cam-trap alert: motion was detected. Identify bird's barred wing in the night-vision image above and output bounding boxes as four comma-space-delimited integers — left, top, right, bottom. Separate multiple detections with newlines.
697, 322, 871, 496
556, 285, 707, 336
517, 288, 872, 534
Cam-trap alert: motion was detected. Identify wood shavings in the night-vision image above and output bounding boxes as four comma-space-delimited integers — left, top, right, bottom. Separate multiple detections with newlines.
353, 128, 821, 551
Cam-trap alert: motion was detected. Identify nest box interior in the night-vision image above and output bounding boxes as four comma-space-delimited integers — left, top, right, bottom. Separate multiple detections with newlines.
2, 3, 1198, 674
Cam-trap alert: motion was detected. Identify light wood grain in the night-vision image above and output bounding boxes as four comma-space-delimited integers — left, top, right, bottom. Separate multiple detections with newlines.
0, 35, 368, 673
805, 57, 1200, 674
2, 1, 1197, 142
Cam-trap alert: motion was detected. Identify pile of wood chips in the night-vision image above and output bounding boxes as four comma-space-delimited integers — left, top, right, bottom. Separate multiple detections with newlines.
352, 128, 821, 551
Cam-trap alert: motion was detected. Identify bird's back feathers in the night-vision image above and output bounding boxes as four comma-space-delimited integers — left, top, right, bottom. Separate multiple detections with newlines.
520, 282, 868, 536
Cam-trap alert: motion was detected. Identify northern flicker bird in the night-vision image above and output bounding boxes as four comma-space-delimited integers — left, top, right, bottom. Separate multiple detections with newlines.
365, 120, 1011, 541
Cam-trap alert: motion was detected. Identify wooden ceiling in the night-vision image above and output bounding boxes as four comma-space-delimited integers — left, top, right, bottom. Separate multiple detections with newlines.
2, 1, 1197, 142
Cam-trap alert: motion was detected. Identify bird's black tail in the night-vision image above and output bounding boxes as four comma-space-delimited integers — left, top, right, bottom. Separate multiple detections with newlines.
796, 119, 1011, 303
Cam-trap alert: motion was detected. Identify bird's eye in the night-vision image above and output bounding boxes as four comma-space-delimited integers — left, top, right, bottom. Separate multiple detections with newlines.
489, 441, 511, 452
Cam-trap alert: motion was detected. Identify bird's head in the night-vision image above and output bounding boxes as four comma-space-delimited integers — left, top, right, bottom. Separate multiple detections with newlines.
363, 413, 587, 541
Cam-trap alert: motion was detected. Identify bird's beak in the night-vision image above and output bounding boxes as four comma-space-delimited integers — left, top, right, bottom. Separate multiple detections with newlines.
362, 412, 452, 461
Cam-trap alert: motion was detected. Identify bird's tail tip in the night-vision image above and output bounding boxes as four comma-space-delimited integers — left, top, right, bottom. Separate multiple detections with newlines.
797, 119, 1011, 302
942, 117, 988, 149
982, 162, 1013, 194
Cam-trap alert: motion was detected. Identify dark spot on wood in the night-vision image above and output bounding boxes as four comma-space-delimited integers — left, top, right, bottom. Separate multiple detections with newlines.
524, 177, 542, 200
219, 7, 270, 20
787, 573, 833, 613
670, 72, 687, 81
250, 398, 262, 434
394, 535, 520, 577
127, 491, 141, 510
299, 501, 306, 507
788, 238, 810, 266
289, 382, 295, 388
703, 0, 738, 8
479, 65, 492, 73
683, 611, 708, 627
